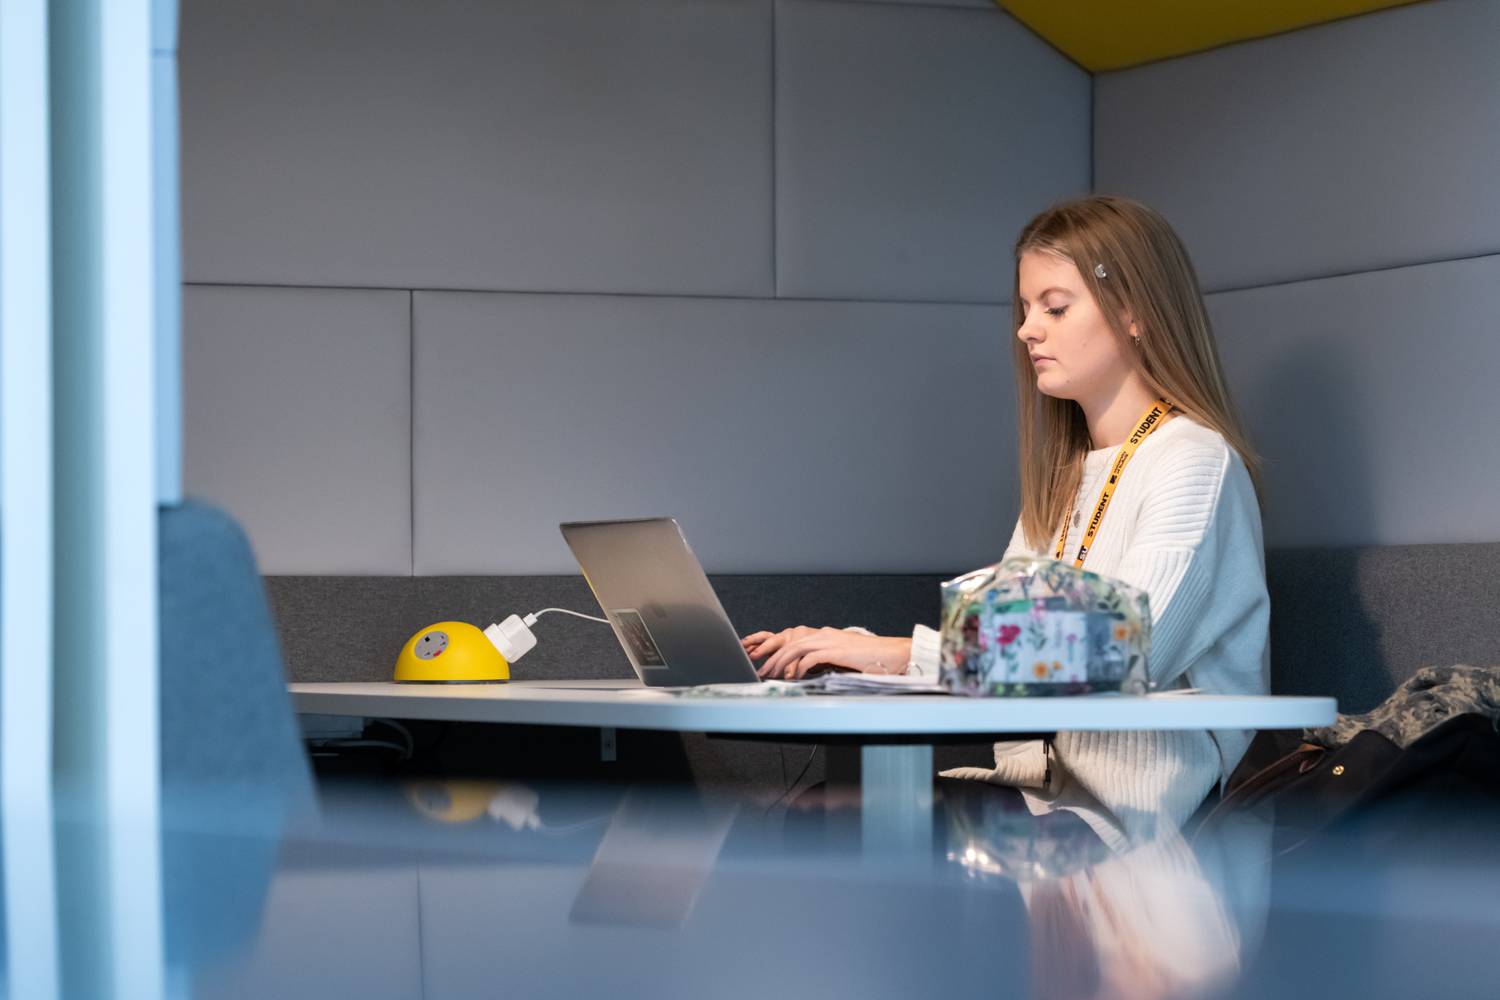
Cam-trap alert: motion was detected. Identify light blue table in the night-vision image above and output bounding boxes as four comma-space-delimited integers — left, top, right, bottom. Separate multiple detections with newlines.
292, 679, 1337, 855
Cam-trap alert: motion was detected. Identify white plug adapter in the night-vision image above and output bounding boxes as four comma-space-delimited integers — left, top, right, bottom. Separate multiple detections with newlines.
484, 614, 538, 664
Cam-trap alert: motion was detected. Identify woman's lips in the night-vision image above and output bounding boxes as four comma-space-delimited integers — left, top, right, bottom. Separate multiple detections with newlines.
1032, 356, 1054, 365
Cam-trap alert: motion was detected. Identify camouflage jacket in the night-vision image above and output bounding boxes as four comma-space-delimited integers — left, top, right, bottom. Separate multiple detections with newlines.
1305, 664, 1500, 750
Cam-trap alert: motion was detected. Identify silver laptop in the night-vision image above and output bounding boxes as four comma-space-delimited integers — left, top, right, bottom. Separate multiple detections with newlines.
558, 517, 761, 687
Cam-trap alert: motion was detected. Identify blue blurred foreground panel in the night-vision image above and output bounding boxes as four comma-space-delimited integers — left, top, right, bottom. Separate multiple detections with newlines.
158, 500, 316, 969
159, 499, 314, 806
0, 0, 60, 993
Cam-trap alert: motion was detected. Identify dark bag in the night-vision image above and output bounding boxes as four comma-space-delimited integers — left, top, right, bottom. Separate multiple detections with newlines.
1196, 713, 1500, 854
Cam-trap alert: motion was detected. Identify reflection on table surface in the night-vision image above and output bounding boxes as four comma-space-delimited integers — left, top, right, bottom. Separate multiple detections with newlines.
6, 773, 1499, 999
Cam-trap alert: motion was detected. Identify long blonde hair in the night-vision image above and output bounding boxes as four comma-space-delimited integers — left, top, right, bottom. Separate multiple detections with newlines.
1012, 195, 1265, 553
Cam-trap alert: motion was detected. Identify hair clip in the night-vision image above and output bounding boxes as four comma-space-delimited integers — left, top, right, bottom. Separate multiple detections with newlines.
1094, 263, 1108, 279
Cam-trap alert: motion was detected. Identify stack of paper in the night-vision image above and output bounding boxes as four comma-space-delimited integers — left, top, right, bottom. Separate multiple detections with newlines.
796, 673, 950, 696
676, 680, 807, 697
674, 673, 952, 697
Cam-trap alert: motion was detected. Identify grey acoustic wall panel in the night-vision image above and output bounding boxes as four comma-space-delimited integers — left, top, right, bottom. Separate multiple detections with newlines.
775, 0, 1090, 303
1095, 0, 1500, 293
183, 286, 410, 574
413, 291, 1014, 574
180, 0, 773, 296
1205, 253, 1500, 548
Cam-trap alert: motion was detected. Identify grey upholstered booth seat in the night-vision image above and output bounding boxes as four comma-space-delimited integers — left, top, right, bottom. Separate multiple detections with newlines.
159, 500, 317, 965
264, 538, 1500, 787
1262, 541, 1500, 714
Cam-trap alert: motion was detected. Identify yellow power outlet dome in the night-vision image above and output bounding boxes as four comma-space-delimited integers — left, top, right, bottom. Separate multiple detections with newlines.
402, 779, 501, 823
394, 621, 510, 683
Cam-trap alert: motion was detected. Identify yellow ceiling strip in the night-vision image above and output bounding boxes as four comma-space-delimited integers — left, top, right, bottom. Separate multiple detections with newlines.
996, 0, 1430, 72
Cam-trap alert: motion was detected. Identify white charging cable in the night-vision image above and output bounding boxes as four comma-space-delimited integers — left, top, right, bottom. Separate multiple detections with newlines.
482, 607, 611, 664
523, 607, 610, 627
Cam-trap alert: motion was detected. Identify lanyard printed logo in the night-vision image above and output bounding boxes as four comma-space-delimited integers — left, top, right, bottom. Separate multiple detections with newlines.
1054, 398, 1175, 568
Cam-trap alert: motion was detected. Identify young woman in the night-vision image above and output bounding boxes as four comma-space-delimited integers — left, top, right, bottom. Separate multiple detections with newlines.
741, 194, 1271, 833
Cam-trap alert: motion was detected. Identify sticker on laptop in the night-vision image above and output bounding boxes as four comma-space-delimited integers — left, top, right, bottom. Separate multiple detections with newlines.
611, 608, 667, 669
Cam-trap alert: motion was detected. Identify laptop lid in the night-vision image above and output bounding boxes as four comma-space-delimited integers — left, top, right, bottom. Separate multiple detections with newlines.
558, 517, 760, 686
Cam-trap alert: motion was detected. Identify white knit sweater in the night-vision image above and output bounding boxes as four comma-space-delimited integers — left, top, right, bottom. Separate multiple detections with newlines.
901, 413, 1271, 841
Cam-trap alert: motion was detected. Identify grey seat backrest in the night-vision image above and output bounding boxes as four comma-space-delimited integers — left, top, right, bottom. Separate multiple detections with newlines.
1265, 541, 1500, 714
161, 499, 315, 803
265, 574, 945, 685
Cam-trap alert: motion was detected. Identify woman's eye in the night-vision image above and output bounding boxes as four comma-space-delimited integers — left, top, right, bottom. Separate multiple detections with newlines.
1046, 306, 1068, 318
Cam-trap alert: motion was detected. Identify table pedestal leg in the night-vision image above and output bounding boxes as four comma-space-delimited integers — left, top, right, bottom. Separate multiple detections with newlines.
860, 744, 933, 859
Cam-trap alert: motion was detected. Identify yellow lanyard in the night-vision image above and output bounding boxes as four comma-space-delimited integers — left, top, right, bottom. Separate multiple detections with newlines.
1053, 397, 1175, 568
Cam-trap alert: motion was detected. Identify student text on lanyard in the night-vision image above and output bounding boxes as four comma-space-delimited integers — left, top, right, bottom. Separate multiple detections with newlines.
1054, 397, 1176, 568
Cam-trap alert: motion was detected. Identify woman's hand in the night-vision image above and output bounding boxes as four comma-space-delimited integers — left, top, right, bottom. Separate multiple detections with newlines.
740, 627, 912, 680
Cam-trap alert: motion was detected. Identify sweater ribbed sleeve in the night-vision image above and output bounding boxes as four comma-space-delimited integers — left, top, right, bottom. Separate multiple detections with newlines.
1110, 443, 1228, 689
907, 624, 942, 677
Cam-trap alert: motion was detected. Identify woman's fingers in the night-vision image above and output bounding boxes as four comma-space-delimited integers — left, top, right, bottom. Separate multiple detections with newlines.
744, 626, 822, 666
757, 644, 788, 677
756, 655, 784, 678
759, 640, 798, 677
761, 636, 828, 678
758, 639, 809, 677
746, 634, 787, 661
789, 650, 830, 680
759, 629, 881, 679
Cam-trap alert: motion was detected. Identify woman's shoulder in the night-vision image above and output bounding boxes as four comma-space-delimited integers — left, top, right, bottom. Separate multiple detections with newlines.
1126, 413, 1259, 553
1144, 415, 1262, 532
1144, 412, 1233, 478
